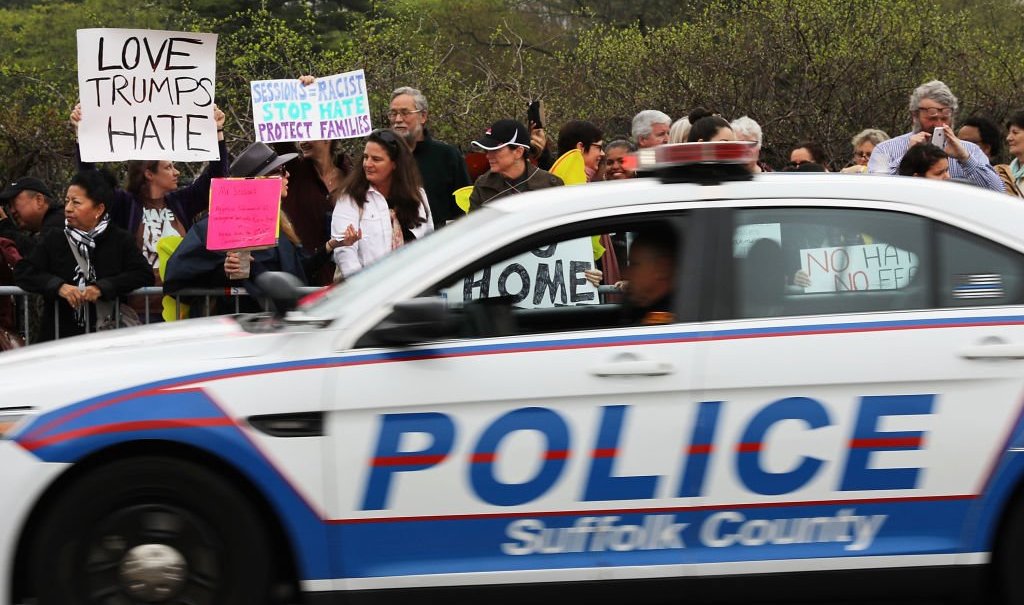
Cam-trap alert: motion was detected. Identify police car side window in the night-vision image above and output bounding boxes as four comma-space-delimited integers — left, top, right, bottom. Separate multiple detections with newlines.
733, 208, 930, 318
937, 224, 1024, 307
433, 219, 684, 338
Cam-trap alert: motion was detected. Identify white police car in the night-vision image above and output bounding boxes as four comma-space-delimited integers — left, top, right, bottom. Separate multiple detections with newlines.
4, 142, 1024, 604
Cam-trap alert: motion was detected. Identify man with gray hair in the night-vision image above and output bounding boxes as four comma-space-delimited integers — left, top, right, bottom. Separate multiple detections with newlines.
730, 116, 771, 173
631, 110, 671, 148
388, 86, 471, 228
867, 80, 1002, 191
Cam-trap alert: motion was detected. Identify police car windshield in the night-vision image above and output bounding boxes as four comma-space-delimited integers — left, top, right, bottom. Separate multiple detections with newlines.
298, 207, 501, 315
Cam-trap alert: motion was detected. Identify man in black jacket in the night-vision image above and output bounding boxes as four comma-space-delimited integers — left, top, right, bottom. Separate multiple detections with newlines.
0, 177, 64, 256
389, 87, 471, 228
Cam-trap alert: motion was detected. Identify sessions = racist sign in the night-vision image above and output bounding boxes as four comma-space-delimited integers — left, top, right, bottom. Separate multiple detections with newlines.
251, 70, 371, 143
77, 28, 218, 162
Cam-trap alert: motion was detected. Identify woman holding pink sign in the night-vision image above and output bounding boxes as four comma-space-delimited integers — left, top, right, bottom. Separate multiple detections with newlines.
331, 128, 433, 278
164, 142, 336, 314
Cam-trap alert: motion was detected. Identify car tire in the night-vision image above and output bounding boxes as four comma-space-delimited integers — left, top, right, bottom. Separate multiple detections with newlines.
28, 456, 272, 605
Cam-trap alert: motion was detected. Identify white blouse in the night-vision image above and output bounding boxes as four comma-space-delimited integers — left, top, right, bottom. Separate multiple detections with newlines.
331, 186, 432, 278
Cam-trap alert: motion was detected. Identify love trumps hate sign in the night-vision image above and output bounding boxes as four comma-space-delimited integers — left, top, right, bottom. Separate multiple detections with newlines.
76, 28, 218, 162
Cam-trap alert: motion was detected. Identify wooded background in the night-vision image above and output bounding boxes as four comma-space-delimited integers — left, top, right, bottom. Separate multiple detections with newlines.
3, 0, 1023, 187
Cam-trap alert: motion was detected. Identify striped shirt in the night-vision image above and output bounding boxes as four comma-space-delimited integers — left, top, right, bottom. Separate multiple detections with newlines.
867, 131, 1004, 192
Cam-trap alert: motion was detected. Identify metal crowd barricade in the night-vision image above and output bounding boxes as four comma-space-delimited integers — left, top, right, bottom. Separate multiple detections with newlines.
0, 285, 320, 345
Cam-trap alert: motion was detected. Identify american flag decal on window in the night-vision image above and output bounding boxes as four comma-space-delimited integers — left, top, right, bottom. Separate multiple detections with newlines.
953, 273, 1004, 299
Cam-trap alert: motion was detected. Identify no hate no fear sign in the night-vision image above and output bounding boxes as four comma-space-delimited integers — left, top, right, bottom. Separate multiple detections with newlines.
77, 28, 218, 162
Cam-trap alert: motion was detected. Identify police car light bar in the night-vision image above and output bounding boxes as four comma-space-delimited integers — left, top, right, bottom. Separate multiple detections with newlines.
635, 141, 758, 184
637, 141, 759, 170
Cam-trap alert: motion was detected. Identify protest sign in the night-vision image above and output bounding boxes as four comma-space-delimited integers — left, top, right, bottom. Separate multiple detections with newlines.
77, 28, 218, 162
800, 243, 918, 293
445, 238, 599, 309
251, 69, 371, 143
734, 223, 782, 257
206, 178, 282, 251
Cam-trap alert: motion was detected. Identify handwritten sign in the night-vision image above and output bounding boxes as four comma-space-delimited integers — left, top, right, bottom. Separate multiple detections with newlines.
734, 223, 782, 257
206, 178, 282, 251
445, 238, 599, 309
76, 28, 218, 162
251, 69, 371, 143
800, 243, 919, 293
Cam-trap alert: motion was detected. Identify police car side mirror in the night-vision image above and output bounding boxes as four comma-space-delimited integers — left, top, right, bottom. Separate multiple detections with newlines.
357, 297, 456, 347
255, 271, 303, 317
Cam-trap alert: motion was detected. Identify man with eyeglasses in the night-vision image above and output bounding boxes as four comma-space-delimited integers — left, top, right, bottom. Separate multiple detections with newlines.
388, 87, 471, 228
867, 80, 1003, 192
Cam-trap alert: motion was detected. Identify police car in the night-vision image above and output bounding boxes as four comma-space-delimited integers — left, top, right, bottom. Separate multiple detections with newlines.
4, 142, 1024, 605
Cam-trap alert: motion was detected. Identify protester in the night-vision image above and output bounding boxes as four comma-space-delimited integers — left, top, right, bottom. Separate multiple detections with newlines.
467, 119, 563, 210
867, 80, 1002, 191
995, 110, 1024, 197
668, 117, 691, 144
263, 76, 355, 286
0, 177, 63, 255
686, 109, 734, 142
556, 120, 605, 181
164, 142, 319, 313
14, 169, 153, 341
731, 116, 771, 173
602, 140, 636, 180
957, 115, 1002, 164
332, 129, 433, 278
897, 144, 950, 180
840, 129, 889, 173
789, 141, 828, 169
632, 110, 672, 148
388, 86, 471, 228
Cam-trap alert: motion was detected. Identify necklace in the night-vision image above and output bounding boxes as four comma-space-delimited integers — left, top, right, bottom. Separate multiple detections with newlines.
316, 164, 341, 192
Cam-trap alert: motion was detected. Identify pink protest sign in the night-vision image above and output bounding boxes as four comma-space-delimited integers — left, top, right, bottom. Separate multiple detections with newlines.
206, 177, 282, 251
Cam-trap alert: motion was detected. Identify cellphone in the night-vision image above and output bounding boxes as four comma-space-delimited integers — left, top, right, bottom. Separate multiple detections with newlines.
527, 100, 544, 130
931, 127, 947, 150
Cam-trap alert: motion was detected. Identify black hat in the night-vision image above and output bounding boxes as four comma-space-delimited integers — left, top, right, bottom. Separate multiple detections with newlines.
0, 177, 54, 201
229, 142, 299, 178
472, 119, 531, 151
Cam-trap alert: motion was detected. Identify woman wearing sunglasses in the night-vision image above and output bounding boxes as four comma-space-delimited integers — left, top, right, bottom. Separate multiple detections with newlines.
331, 128, 432, 278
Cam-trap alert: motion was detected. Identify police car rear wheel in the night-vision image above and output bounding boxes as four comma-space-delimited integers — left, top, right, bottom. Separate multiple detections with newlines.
29, 456, 272, 605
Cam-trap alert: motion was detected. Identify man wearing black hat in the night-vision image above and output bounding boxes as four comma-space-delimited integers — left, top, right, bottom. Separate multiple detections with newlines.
0, 177, 63, 256
468, 119, 563, 211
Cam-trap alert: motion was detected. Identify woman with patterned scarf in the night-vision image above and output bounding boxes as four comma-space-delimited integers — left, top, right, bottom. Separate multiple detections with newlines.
14, 170, 153, 341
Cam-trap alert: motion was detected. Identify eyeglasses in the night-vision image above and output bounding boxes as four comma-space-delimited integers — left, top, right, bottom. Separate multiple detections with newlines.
853, 151, 872, 160
916, 107, 953, 119
265, 167, 288, 177
387, 109, 424, 120
787, 160, 812, 168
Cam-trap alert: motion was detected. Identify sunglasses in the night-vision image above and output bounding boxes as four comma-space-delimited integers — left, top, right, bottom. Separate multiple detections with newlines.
370, 129, 403, 154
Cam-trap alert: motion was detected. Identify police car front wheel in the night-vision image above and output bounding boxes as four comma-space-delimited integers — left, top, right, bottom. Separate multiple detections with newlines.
27, 456, 273, 605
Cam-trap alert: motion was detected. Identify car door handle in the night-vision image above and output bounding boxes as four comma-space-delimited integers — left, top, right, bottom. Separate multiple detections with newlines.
589, 358, 675, 377
959, 340, 1024, 360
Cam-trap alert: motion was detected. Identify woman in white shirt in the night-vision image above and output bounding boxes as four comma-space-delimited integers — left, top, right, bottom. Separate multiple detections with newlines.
331, 128, 432, 277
